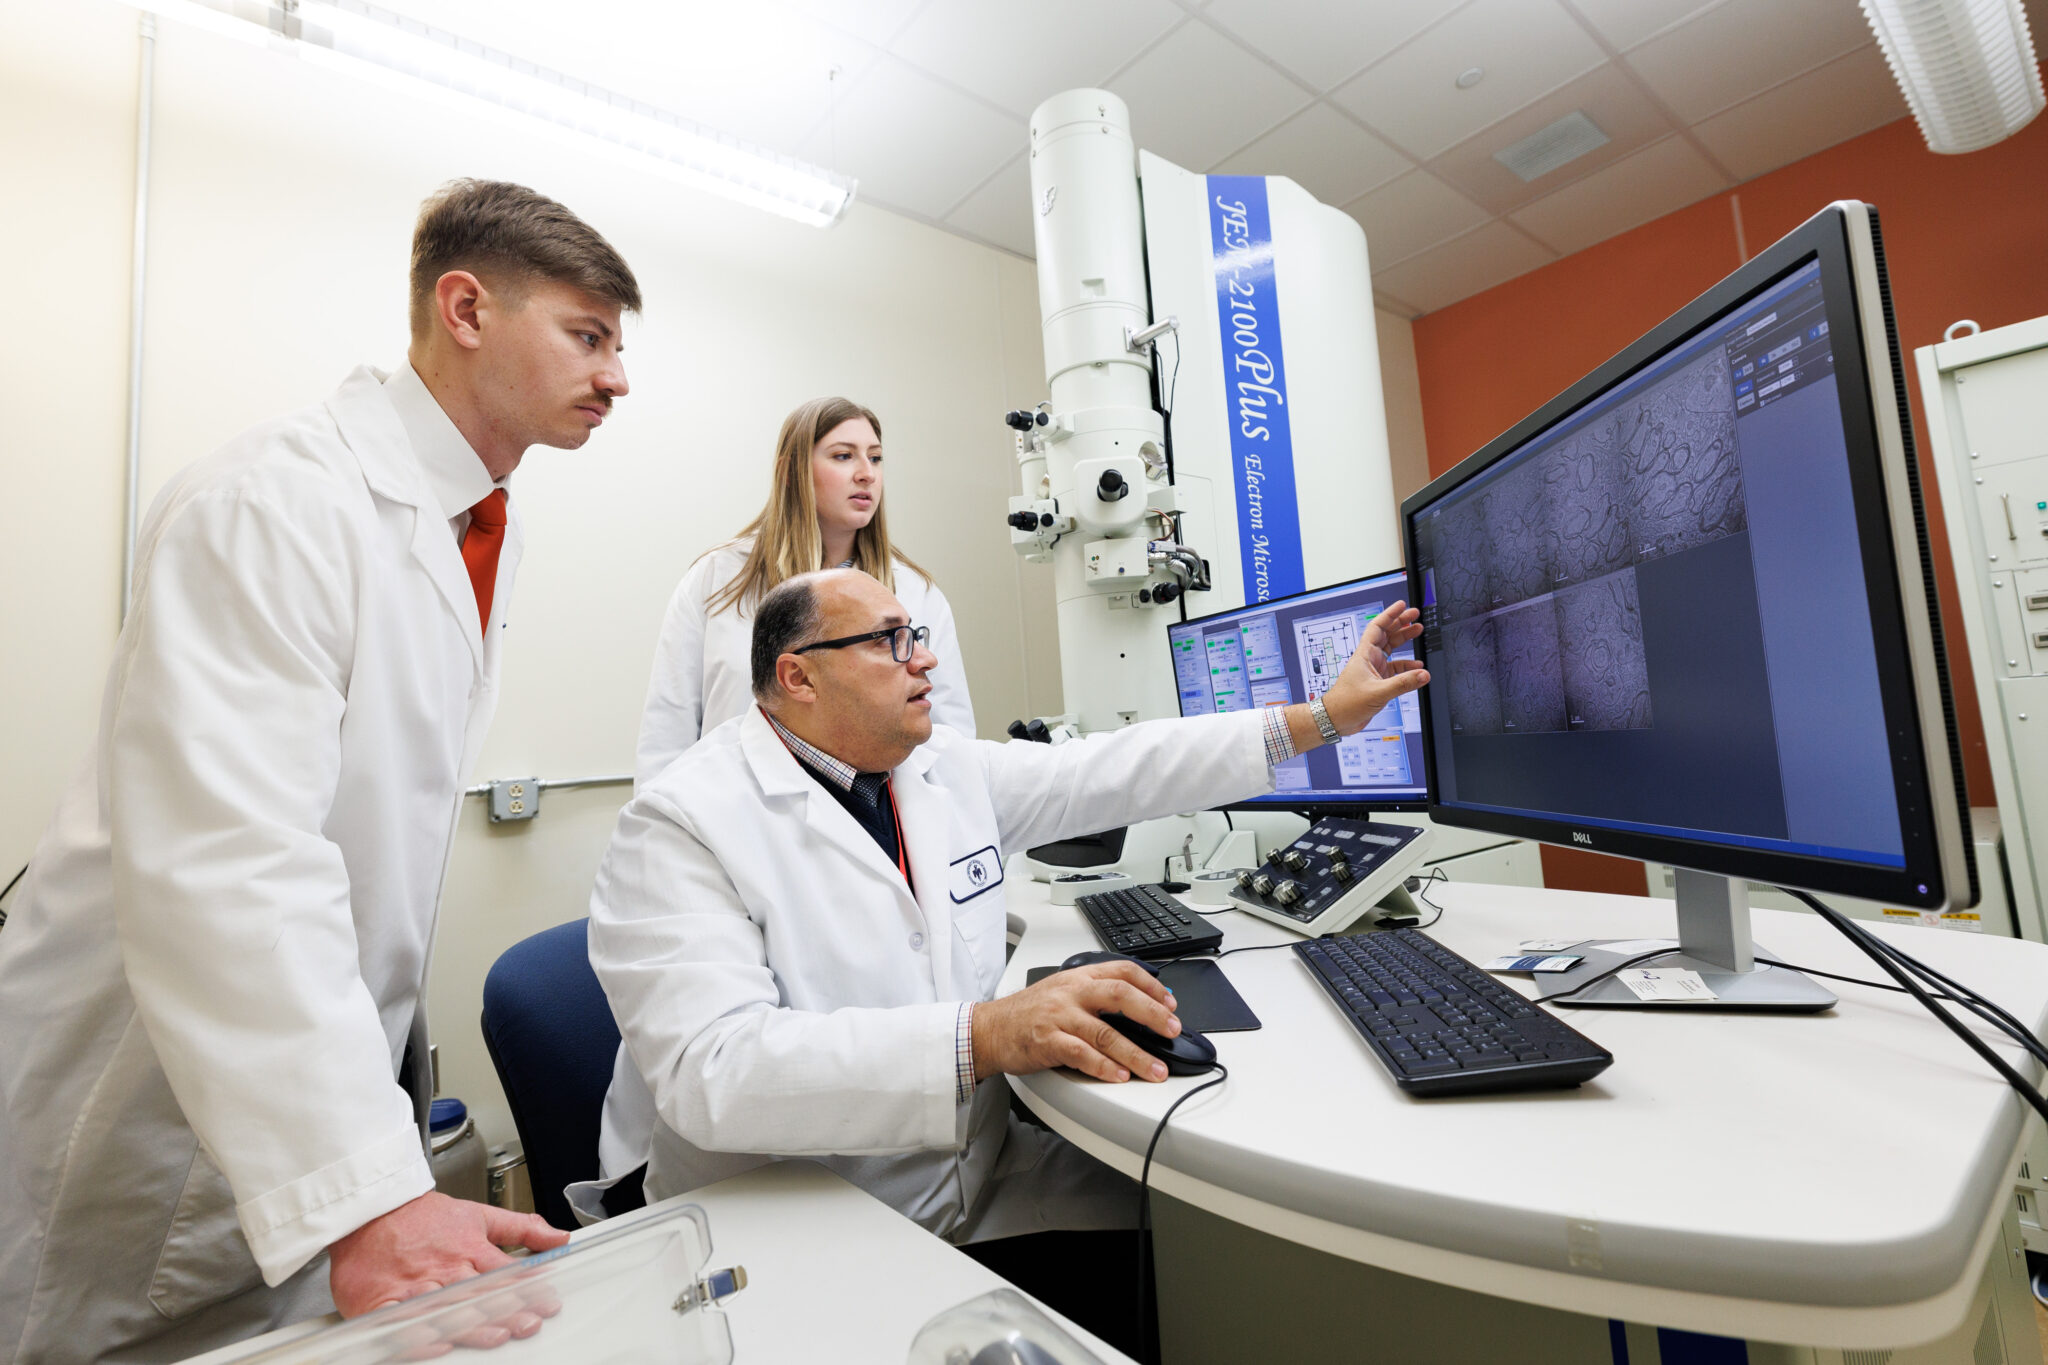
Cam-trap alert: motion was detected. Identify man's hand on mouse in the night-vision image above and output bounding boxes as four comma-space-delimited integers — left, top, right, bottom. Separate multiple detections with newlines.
970, 960, 1180, 1084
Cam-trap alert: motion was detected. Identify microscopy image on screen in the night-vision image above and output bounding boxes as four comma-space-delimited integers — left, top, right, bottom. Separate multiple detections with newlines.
1542, 429, 1635, 587
1483, 456, 1553, 607
1442, 615, 1502, 736
1430, 489, 1495, 621
1619, 347, 1745, 559
1558, 571, 1653, 731
1494, 599, 1568, 734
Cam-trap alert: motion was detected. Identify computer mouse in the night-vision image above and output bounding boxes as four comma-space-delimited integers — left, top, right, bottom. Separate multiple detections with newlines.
1059, 949, 1160, 976
1103, 1012, 1218, 1076
970, 1338, 1061, 1365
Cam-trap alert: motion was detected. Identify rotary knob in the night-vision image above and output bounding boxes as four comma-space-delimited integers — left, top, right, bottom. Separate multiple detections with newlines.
1274, 880, 1304, 905
1250, 872, 1275, 897
1281, 849, 1311, 874
1265, 848, 1288, 868
1330, 861, 1355, 885
1235, 869, 1258, 892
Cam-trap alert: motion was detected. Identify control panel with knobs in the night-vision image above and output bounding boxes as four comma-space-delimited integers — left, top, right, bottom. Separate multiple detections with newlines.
1228, 816, 1434, 937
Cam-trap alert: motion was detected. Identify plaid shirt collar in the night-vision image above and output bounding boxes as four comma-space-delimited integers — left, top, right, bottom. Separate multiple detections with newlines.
762, 709, 898, 809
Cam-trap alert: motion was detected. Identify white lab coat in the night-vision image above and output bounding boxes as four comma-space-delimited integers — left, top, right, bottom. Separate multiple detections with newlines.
0, 367, 518, 1365
632, 539, 976, 788
583, 704, 1272, 1242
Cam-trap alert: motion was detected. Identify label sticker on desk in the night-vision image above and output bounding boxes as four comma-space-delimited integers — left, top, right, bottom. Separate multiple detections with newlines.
1939, 911, 1982, 933
1616, 968, 1718, 1003
1518, 939, 1587, 954
1484, 954, 1584, 974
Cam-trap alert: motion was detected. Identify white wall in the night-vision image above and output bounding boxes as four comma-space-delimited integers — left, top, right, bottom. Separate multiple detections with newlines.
0, 0, 1435, 1157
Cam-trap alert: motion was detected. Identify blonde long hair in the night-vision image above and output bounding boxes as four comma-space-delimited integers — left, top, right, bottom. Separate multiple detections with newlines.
707, 396, 932, 615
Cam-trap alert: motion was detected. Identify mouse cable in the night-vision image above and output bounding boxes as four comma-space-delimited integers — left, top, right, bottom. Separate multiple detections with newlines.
1135, 1061, 1228, 1365
0, 862, 25, 932
1781, 888, 2048, 1127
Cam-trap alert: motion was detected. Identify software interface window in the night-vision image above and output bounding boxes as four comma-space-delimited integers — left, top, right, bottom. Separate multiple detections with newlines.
1413, 261, 1906, 868
1172, 575, 1426, 802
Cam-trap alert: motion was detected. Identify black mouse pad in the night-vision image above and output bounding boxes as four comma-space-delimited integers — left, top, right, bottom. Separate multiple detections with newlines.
1025, 958, 1261, 1033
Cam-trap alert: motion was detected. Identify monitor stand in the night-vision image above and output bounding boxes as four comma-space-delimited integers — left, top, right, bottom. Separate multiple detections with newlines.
1535, 868, 1837, 1012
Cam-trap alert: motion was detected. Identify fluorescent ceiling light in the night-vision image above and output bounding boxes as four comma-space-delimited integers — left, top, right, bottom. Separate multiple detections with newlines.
118, 0, 857, 226
1861, 0, 2045, 154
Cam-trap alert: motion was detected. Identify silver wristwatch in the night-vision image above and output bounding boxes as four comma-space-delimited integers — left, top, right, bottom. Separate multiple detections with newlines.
1309, 694, 1341, 744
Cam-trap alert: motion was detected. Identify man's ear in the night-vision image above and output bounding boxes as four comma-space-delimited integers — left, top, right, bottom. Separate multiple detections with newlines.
432, 270, 488, 351
774, 653, 819, 706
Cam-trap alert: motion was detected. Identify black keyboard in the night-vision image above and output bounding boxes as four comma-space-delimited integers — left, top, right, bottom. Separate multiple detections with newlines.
1295, 930, 1612, 1096
1077, 883, 1223, 960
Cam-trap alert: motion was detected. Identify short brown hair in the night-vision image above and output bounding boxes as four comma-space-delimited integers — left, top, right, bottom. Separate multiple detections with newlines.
409, 179, 641, 337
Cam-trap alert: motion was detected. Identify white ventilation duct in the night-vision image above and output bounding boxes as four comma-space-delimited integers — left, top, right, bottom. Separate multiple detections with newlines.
1860, 0, 2045, 154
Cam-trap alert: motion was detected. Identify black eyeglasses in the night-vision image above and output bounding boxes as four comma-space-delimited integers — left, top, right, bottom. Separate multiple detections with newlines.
793, 623, 931, 663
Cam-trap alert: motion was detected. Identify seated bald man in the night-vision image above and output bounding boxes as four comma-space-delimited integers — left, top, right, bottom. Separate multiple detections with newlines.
583, 568, 1425, 1301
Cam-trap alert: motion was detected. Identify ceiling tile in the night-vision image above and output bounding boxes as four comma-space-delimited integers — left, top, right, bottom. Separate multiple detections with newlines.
1692, 43, 1906, 181
1623, 0, 1876, 123
1106, 20, 1315, 170
784, 0, 929, 47
1342, 169, 1491, 266
1565, 0, 1721, 54
1424, 62, 1677, 215
1374, 289, 1424, 319
890, 0, 1182, 119
1509, 134, 1729, 255
800, 54, 1025, 219
1200, 0, 1465, 93
1212, 103, 1414, 205
942, 153, 1036, 256
1330, 0, 1608, 160
1370, 220, 1558, 312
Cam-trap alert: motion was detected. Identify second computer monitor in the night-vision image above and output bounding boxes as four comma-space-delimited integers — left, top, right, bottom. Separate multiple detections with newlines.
1168, 569, 1427, 811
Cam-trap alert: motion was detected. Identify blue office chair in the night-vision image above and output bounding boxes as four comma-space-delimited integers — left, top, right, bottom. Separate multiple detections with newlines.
480, 917, 643, 1230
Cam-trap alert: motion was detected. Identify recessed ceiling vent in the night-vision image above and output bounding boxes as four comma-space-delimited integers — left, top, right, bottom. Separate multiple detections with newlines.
1493, 110, 1611, 182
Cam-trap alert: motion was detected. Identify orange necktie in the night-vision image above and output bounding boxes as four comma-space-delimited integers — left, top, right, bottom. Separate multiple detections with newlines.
461, 489, 508, 638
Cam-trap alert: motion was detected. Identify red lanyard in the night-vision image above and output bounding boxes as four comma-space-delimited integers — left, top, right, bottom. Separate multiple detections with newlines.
885, 777, 913, 894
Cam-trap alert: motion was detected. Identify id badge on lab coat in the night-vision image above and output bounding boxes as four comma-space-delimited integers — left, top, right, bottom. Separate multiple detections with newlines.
948, 847, 1001, 903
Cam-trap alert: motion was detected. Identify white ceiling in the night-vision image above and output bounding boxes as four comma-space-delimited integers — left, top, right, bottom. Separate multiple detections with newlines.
378, 0, 2048, 317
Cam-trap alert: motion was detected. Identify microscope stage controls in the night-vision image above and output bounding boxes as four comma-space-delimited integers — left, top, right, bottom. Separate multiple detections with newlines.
1228, 816, 1433, 937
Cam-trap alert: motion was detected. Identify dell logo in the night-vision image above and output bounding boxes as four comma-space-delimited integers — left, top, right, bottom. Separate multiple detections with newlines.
1571, 832, 1593, 845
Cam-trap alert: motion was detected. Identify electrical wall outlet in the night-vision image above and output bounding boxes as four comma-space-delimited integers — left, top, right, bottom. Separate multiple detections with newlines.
487, 779, 541, 823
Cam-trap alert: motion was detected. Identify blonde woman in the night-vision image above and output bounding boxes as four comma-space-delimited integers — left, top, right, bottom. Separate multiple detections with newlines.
634, 396, 975, 787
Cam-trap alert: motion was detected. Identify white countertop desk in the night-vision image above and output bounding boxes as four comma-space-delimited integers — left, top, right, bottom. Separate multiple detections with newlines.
1002, 875, 2048, 1350
181, 1163, 1134, 1365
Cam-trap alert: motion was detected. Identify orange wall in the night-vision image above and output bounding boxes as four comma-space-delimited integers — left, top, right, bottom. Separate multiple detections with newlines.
1411, 100, 2048, 896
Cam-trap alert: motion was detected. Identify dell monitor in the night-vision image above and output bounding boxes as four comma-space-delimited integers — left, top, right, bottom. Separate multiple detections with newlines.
1169, 567, 1428, 813
1401, 201, 1974, 1010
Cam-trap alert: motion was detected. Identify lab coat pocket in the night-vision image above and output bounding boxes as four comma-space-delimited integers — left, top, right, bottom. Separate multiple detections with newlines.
951, 890, 1009, 997
148, 1146, 264, 1320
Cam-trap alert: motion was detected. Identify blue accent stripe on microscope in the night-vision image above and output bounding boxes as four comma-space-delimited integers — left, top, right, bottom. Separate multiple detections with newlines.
1656, 1327, 1749, 1363
1205, 174, 1305, 603
1609, 1320, 1630, 1364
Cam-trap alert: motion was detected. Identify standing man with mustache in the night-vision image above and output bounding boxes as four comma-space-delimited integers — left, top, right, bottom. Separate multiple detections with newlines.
0, 179, 636, 1364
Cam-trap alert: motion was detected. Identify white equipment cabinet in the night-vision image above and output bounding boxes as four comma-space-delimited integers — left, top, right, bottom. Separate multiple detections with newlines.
1916, 316, 2048, 949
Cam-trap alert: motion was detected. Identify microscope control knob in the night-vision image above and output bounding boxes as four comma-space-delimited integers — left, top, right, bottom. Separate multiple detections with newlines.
1330, 861, 1355, 885
1265, 848, 1288, 868
1274, 880, 1304, 905
1097, 469, 1129, 501
1281, 850, 1311, 874
1003, 409, 1037, 432
1006, 511, 1040, 531
1249, 873, 1275, 897
1235, 869, 1258, 891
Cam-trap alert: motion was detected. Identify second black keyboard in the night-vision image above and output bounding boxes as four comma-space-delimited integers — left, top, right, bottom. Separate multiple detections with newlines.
1077, 883, 1222, 960
1295, 929, 1612, 1096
